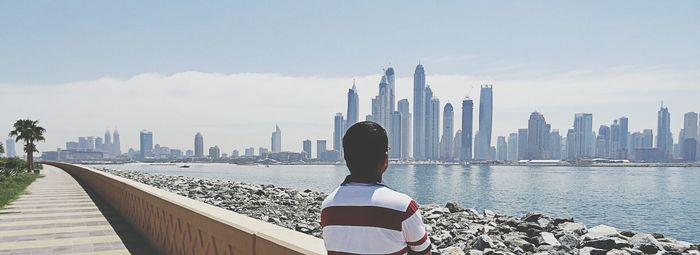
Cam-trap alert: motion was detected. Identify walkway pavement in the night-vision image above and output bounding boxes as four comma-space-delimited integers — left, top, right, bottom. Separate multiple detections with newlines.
0, 165, 156, 255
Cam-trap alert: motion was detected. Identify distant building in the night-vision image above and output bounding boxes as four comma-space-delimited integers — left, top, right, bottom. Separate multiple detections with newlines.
316, 140, 327, 159
259, 148, 269, 158
496, 136, 507, 161
140, 130, 153, 159
333, 114, 344, 160
476, 85, 493, 160
389, 111, 402, 159
413, 63, 426, 160
549, 130, 562, 160
66, 141, 78, 151
231, 150, 239, 158
527, 112, 547, 160
573, 113, 594, 159
507, 133, 518, 161
452, 130, 462, 161
397, 99, 411, 160
170, 149, 182, 159
656, 104, 673, 159
5, 139, 16, 157
681, 138, 697, 162
642, 129, 654, 148
518, 129, 528, 160
619, 117, 629, 159
185, 149, 194, 157
209, 146, 220, 159
244, 147, 255, 157
346, 81, 360, 131
596, 125, 611, 158
104, 130, 112, 156
680, 112, 699, 159
440, 103, 454, 161
95, 137, 104, 152
302, 139, 312, 159
461, 98, 474, 161
426, 95, 440, 160
271, 125, 282, 153
112, 129, 121, 156
194, 132, 204, 157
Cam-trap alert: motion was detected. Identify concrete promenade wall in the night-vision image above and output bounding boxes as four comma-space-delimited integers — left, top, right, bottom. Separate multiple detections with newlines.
43, 162, 326, 255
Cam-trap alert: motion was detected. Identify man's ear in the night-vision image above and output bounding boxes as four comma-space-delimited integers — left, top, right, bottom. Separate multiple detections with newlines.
379, 155, 389, 174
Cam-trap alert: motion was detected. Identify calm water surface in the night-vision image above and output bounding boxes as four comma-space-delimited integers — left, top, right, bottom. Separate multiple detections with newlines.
93, 163, 700, 243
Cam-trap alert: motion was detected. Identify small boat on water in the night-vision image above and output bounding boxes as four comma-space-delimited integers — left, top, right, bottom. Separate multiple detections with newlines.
180, 165, 190, 168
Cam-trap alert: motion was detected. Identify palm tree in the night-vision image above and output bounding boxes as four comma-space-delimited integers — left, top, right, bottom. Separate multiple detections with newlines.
0, 142, 4, 155
9, 119, 45, 172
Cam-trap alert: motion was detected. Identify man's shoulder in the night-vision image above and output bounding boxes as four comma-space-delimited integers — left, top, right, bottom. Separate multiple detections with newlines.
322, 184, 414, 212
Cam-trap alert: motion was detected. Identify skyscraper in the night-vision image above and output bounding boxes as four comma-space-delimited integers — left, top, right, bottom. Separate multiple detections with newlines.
680, 112, 699, 159
596, 125, 611, 158
95, 137, 104, 152
346, 81, 360, 129
527, 112, 547, 160
573, 113, 594, 159
385, 67, 396, 112
440, 103, 454, 161
426, 96, 440, 160
496, 136, 507, 161
104, 130, 112, 156
507, 133, 518, 161
461, 98, 474, 161
209, 146, 220, 159
398, 99, 411, 160
302, 139, 312, 159
372, 75, 391, 130
389, 111, 402, 159
271, 125, 282, 153
518, 129, 528, 160
333, 113, 344, 160
642, 129, 654, 148
139, 130, 153, 159
610, 120, 621, 159
656, 104, 673, 158
5, 138, 16, 157
476, 85, 493, 160
194, 132, 204, 157
413, 64, 426, 160
112, 129, 121, 156
619, 117, 629, 159
453, 130, 462, 161
316, 140, 327, 159
549, 130, 562, 160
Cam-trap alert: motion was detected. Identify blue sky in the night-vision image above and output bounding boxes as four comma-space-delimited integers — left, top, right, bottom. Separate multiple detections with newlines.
2, 1, 698, 82
1, 1, 699, 152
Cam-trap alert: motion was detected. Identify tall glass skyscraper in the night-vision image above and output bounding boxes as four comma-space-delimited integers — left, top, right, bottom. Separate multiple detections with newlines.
527, 112, 547, 160
413, 64, 426, 160
476, 85, 493, 160
573, 113, 593, 159
104, 130, 112, 156
507, 133, 518, 161
657, 104, 673, 158
346, 81, 359, 130
398, 99, 411, 160
461, 98, 473, 161
441, 103, 454, 161
112, 129, 121, 156
427, 97, 440, 160
333, 113, 345, 160
271, 125, 282, 153
140, 130, 153, 159
194, 132, 204, 157
385, 67, 396, 112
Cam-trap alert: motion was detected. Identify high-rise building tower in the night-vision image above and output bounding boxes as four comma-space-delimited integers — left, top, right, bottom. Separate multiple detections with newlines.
333, 113, 345, 160
619, 117, 629, 158
389, 111, 402, 159
549, 130, 562, 160
371, 75, 391, 130
496, 136, 507, 161
426, 96, 440, 160
5, 138, 16, 157
346, 81, 360, 130
596, 125, 611, 158
385, 67, 396, 112
461, 98, 474, 161
680, 112, 699, 160
413, 64, 426, 160
507, 133, 518, 161
194, 132, 204, 157
573, 113, 594, 159
476, 85, 493, 160
453, 130, 462, 161
656, 104, 673, 158
271, 125, 282, 153
104, 130, 112, 156
316, 140, 327, 159
140, 130, 153, 159
440, 103, 454, 161
302, 139, 312, 159
527, 112, 547, 160
642, 129, 654, 148
398, 99, 411, 160
518, 129, 529, 160
610, 120, 621, 159
112, 129, 121, 156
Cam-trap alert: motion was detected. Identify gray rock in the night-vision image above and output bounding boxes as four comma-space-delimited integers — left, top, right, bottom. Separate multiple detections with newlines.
540, 232, 561, 246
473, 235, 495, 251
660, 240, 692, 253
606, 249, 631, 255
503, 236, 534, 252
442, 246, 466, 255
558, 234, 579, 249
484, 209, 496, 218
580, 247, 608, 255
582, 237, 630, 251
629, 234, 665, 254
446, 202, 463, 213
560, 222, 587, 236
467, 250, 484, 255
582, 225, 620, 240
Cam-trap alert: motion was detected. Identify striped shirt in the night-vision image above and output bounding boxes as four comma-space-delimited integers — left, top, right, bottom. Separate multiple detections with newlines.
321, 179, 432, 255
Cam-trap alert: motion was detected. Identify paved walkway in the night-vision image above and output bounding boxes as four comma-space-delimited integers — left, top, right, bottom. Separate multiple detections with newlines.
0, 165, 156, 255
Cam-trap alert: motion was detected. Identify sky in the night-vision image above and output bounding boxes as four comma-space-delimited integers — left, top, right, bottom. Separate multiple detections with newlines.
0, 1, 698, 154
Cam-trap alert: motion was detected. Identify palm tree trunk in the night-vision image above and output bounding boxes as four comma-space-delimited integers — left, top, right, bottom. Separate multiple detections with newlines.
26, 141, 33, 172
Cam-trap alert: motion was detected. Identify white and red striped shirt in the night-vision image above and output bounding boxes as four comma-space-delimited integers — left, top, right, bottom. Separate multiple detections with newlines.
321, 180, 432, 255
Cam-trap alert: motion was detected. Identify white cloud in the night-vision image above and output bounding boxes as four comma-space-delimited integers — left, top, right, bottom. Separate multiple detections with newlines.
1, 67, 698, 155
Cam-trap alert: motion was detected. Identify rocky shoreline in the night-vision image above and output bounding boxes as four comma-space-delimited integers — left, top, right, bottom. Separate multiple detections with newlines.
98, 168, 699, 255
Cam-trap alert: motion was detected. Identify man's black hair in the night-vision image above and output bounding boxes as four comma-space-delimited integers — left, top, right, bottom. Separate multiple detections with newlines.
343, 121, 388, 180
